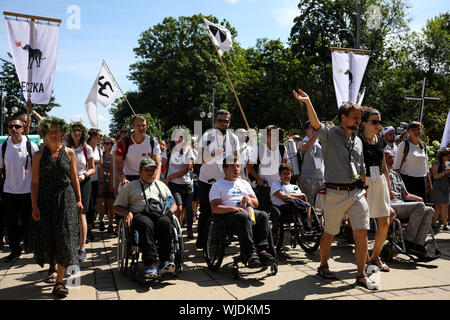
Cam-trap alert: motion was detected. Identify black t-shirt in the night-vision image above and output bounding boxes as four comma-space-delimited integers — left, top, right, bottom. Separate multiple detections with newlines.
359, 134, 387, 176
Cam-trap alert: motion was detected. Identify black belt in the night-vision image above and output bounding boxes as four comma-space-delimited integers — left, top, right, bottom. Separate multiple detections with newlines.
325, 183, 357, 191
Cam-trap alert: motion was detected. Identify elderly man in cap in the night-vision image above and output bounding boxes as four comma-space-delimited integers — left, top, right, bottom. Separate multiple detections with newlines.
383, 126, 398, 157
113, 158, 177, 278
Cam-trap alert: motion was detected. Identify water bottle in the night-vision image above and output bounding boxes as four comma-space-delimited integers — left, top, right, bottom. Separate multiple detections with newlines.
164, 196, 174, 215
247, 206, 256, 226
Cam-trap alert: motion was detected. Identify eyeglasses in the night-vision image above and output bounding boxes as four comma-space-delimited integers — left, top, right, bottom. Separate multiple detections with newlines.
96, 134, 103, 138
217, 119, 230, 124
369, 120, 383, 125
8, 124, 22, 129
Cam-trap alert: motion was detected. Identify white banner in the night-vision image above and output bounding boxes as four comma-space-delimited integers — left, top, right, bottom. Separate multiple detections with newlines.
84, 61, 119, 127
332, 50, 369, 108
5, 18, 59, 105
203, 18, 233, 56
441, 110, 450, 149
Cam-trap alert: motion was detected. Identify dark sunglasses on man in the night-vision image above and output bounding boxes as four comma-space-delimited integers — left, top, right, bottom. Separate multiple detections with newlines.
369, 120, 383, 125
217, 119, 230, 124
8, 124, 23, 130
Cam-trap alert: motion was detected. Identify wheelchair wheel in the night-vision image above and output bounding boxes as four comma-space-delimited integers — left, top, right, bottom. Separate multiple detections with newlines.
204, 217, 226, 271
172, 225, 184, 273
297, 208, 323, 254
117, 219, 129, 275
269, 206, 283, 252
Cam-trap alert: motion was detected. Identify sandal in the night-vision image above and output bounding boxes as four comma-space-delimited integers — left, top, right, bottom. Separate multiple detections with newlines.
247, 253, 261, 269
45, 266, 57, 283
52, 281, 69, 299
355, 273, 379, 290
317, 264, 337, 280
369, 257, 390, 272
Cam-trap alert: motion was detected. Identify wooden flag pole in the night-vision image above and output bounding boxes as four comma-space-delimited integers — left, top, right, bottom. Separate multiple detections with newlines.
201, 16, 250, 130
102, 60, 136, 115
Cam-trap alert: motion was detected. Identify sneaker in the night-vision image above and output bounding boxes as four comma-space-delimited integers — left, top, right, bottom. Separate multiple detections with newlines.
443, 225, 449, 231
99, 221, 105, 232
144, 264, 158, 279
4, 252, 21, 263
258, 251, 275, 266
187, 230, 194, 240
157, 261, 176, 274
78, 249, 86, 262
107, 225, 114, 233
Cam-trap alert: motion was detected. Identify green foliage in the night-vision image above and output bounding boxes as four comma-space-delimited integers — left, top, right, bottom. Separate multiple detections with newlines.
38, 116, 69, 138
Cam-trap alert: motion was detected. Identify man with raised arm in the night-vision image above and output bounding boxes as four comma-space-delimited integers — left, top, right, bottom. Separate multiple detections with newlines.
293, 89, 376, 290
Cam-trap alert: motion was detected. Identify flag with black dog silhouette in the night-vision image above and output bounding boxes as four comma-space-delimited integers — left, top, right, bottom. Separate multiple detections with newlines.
5, 17, 59, 104
85, 61, 119, 127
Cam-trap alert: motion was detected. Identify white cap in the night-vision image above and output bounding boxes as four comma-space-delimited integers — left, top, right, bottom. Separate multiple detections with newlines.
382, 126, 395, 135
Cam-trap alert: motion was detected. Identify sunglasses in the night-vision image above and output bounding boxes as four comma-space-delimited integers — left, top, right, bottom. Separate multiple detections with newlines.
217, 119, 230, 124
104, 142, 111, 145
8, 124, 22, 129
369, 120, 383, 125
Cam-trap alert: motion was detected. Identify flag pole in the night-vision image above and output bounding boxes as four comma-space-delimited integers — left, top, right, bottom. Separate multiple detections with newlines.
201, 15, 250, 130
102, 60, 136, 115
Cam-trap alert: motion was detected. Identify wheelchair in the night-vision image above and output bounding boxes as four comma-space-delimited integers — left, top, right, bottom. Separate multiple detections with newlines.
203, 214, 278, 280
269, 204, 323, 255
380, 217, 441, 263
117, 213, 184, 284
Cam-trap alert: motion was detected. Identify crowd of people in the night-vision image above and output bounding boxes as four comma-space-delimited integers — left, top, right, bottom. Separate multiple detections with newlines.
0, 94, 448, 298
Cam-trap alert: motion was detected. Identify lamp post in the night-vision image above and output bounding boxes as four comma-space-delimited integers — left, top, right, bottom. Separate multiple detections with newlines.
199, 88, 215, 129
1, 95, 21, 135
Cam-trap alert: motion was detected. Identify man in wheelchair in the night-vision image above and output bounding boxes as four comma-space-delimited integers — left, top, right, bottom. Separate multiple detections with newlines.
209, 157, 276, 268
270, 163, 312, 229
113, 158, 177, 279
385, 150, 436, 261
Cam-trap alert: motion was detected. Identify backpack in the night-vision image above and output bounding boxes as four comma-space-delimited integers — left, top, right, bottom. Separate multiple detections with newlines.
122, 136, 155, 160
248, 144, 286, 182
1, 136, 33, 180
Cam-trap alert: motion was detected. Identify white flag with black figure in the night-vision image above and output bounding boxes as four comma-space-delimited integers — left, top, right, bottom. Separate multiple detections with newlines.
332, 50, 370, 108
5, 18, 59, 104
85, 61, 119, 127
203, 18, 233, 56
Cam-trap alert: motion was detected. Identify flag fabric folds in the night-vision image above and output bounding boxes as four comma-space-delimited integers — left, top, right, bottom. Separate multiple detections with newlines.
203, 18, 233, 56
5, 18, 60, 104
331, 50, 370, 108
441, 110, 450, 149
85, 61, 119, 127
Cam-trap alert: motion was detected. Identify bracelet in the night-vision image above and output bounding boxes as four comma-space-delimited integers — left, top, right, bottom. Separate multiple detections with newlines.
83, 173, 88, 179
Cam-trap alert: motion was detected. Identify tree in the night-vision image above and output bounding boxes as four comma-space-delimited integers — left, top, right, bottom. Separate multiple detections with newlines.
0, 53, 60, 133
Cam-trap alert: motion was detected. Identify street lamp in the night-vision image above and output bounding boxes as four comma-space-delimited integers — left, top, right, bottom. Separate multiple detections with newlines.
1, 95, 22, 135
199, 88, 215, 129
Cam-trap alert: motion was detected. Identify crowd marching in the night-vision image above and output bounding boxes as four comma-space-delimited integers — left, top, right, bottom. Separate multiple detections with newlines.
0, 90, 448, 298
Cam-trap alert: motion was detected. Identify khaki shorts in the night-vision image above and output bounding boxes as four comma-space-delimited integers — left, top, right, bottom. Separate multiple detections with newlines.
323, 187, 370, 235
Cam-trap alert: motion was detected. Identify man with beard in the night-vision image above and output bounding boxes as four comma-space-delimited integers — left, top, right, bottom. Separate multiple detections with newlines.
195, 109, 240, 249
383, 126, 398, 157
293, 89, 376, 290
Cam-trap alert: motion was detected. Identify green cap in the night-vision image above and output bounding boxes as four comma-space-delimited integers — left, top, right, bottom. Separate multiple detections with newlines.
139, 157, 157, 169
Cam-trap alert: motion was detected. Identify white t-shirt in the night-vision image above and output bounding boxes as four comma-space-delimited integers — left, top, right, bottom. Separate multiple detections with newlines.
393, 141, 429, 177
385, 143, 398, 158
90, 146, 102, 182
199, 130, 240, 184
0, 137, 39, 194
239, 143, 251, 180
270, 181, 303, 206
72, 144, 94, 176
166, 148, 196, 185
249, 145, 288, 186
115, 135, 161, 176
209, 178, 255, 207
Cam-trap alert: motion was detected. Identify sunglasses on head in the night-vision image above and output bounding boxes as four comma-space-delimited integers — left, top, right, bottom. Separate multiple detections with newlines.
8, 124, 22, 129
369, 120, 383, 125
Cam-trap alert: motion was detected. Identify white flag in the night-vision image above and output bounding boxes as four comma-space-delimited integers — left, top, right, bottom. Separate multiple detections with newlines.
203, 18, 233, 56
5, 18, 59, 104
84, 61, 119, 127
441, 110, 450, 149
332, 50, 370, 108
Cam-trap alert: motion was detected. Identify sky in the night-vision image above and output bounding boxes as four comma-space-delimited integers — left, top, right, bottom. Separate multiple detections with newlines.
0, 0, 448, 135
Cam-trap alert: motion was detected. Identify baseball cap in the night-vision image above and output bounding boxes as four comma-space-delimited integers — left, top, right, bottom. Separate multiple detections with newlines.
139, 158, 157, 169
382, 126, 395, 135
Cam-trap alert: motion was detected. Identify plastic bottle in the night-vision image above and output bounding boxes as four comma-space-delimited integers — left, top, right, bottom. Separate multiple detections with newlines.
164, 196, 174, 214
247, 206, 256, 226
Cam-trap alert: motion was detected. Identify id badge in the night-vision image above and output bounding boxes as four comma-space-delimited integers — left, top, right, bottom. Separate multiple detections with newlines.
314, 157, 322, 169
351, 162, 360, 179
370, 166, 380, 181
